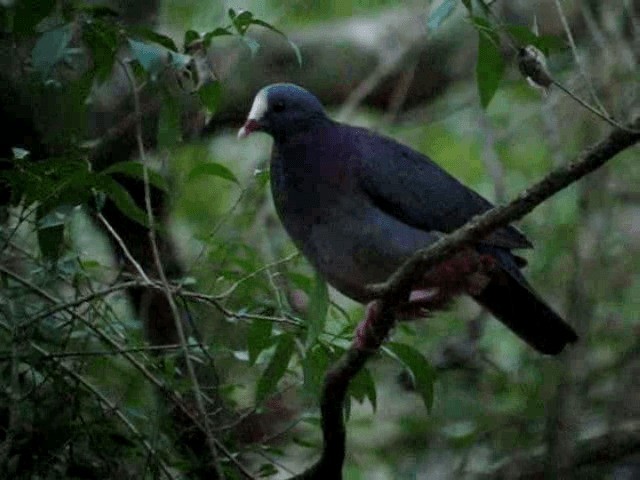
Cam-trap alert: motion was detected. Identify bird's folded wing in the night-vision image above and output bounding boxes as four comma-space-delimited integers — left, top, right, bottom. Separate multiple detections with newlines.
354, 127, 532, 250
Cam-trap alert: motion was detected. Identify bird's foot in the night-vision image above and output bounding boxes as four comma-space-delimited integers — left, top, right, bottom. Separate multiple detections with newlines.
421, 251, 498, 297
353, 301, 385, 350
396, 288, 449, 319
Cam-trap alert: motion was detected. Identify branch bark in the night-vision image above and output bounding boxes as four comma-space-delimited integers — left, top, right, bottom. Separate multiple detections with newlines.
291, 117, 640, 479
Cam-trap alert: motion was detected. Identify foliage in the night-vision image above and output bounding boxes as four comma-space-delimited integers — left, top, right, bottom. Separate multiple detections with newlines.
0, 0, 638, 479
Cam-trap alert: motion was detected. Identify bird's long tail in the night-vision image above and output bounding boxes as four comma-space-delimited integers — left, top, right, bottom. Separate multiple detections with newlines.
472, 267, 578, 355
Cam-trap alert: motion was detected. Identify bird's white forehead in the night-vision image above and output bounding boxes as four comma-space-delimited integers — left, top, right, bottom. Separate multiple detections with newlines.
246, 89, 268, 120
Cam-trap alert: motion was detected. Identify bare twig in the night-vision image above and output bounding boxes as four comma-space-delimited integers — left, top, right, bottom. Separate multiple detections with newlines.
20, 280, 140, 329
97, 213, 153, 284
121, 60, 229, 479
0, 319, 178, 480
553, 0, 609, 116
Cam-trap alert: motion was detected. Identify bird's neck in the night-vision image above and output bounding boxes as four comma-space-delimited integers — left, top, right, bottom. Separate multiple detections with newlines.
271, 116, 333, 144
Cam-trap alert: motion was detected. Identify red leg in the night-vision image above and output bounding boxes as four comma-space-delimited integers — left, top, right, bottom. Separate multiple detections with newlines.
353, 300, 382, 350
352, 251, 499, 347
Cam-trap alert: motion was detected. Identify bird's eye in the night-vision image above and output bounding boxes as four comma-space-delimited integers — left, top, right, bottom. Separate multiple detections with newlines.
273, 101, 286, 113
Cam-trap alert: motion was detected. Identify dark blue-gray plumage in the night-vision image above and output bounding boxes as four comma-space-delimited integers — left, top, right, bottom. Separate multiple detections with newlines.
239, 83, 577, 354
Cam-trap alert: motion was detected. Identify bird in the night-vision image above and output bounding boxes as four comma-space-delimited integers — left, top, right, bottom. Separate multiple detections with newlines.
238, 83, 578, 355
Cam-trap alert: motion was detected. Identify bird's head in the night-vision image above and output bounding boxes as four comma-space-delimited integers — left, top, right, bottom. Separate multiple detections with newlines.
238, 83, 327, 141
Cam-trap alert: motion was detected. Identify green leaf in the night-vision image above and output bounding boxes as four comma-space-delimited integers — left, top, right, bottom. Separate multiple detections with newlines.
505, 26, 565, 54
427, 0, 458, 32
37, 204, 78, 229
302, 344, 332, 399
233, 10, 255, 35
255, 334, 295, 404
461, 0, 473, 13
37, 220, 64, 261
348, 366, 377, 412
78, 5, 120, 18
95, 175, 149, 227
102, 161, 169, 192
130, 27, 178, 52
248, 319, 273, 365
257, 462, 279, 477
249, 18, 303, 66
32, 24, 74, 77
127, 39, 168, 79
83, 19, 120, 82
476, 26, 505, 108
187, 163, 239, 185
13, 0, 56, 36
184, 29, 200, 47
305, 273, 328, 347
157, 95, 182, 149
198, 80, 222, 114
384, 342, 436, 412
167, 51, 192, 71
35, 207, 81, 263
202, 27, 233, 47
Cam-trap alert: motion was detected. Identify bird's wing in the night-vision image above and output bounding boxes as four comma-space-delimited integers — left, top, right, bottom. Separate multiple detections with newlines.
353, 126, 532, 250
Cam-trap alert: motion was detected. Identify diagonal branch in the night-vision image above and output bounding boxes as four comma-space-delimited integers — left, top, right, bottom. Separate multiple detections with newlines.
292, 116, 640, 479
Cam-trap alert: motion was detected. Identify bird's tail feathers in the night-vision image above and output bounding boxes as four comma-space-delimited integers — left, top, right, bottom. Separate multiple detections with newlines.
473, 267, 578, 355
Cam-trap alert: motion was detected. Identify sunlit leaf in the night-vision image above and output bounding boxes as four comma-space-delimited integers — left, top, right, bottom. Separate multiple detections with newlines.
95, 175, 149, 227
305, 273, 328, 347
505, 25, 566, 54
32, 24, 74, 77
168, 51, 192, 70
249, 18, 302, 66
130, 27, 178, 52
257, 462, 278, 477
128, 39, 167, 78
302, 344, 332, 399
198, 80, 222, 114
348, 366, 377, 412
384, 342, 436, 412
255, 334, 295, 404
37, 204, 78, 229
474, 19, 505, 109
157, 95, 182, 149
202, 27, 233, 47
184, 29, 200, 47
102, 161, 169, 192
248, 319, 273, 365
83, 19, 120, 82
427, 0, 458, 32
187, 163, 239, 185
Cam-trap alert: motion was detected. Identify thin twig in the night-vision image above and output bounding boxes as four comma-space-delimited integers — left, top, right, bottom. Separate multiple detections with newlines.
553, 0, 608, 115
183, 290, 304, 327
20, 280, 139, 329
97, 213, 153, 284
0, 320, 177, 480
0, 343, 205, 361
121, 59, 229, 479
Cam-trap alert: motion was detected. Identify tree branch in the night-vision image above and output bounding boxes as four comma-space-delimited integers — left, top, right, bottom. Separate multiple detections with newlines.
292, 116, 640, 479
